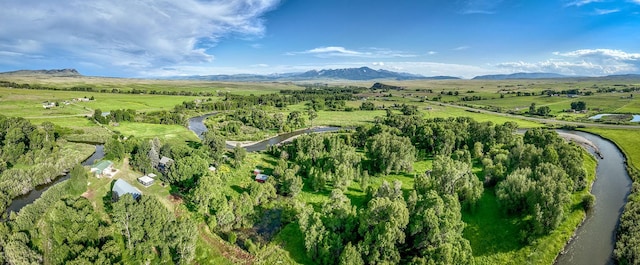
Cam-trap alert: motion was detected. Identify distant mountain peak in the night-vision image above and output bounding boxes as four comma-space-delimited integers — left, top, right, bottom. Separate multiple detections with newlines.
0, 68, 81, 77
172, 67, 460, 81
472, 72, 566, 80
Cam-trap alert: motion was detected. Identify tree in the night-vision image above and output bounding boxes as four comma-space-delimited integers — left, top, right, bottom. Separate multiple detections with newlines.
104, 137, 125, 160
232, 143, 246, 168
339, 242, 364, 265
307, 109, 318, 127
359, 197, 409, 265
365, 132, 416, 174
360, 101, 375, 111
278, 168, 303, 197
570, 101, 587, 111
528, 103, 536, 114
429, 155, 483, 208
168, 155, 209, 190
67, 164, 88, 196
202, 130, 226, 161
536, 106, 551, 116
287, 110, 306, 130
405, 190, 474, 265
496, 168, 533, 214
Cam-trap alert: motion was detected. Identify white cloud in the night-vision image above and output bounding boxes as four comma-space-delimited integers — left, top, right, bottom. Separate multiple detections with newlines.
289, 46, 416, 58
141, 61, 497, 79
0, 0, 280, 72
565, 0, 602, 7
595, 8, 620, 15
453, 46, 471, 51
459, 0, 503, 15
427, 51, 438, 55
497, 49, 640, 76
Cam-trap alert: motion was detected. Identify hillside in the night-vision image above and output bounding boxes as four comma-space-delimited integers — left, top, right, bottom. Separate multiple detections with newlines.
177, 67, 460, 81
0, 68, 82, 77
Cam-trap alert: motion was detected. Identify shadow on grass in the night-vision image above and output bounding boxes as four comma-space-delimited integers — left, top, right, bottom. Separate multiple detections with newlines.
462, 188, 527, 256
273, 222, 315, 265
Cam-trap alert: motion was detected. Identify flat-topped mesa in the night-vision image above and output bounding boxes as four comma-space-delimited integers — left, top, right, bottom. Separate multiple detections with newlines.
0, 68, 81, 77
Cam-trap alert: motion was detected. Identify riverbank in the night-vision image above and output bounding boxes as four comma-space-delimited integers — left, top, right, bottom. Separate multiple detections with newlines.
554, 131, 632, 265
557, 131, 601, 157
225, 126, 338, 148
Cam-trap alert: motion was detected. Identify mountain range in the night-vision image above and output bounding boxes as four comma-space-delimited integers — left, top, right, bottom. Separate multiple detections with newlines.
0, 68, 81, 77
176, 67, 460, 81
2, 68, 640, 81
472, 72, 567, 80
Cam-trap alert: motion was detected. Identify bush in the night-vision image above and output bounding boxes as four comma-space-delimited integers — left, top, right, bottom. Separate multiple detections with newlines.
227, 231, 237, 244
581, 194, 596, 211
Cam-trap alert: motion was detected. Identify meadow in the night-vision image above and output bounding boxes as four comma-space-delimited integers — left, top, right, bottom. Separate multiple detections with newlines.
2, 74, 640, 264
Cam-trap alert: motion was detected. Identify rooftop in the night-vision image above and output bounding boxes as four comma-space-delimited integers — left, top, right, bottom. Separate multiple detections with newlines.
112, 179, 141, 199
92, 160, 113, 171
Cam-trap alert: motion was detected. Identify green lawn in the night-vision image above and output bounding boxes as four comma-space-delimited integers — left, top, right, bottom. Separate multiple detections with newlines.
108, 121, 200, 142
582, 128, 640, 171
463, 152, 597, 265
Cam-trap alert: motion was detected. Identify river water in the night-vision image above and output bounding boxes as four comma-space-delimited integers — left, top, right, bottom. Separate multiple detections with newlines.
6, 144, 105, 214
555, 131, 632, 265
187, 113, 341, 152
189, 114, 637, 263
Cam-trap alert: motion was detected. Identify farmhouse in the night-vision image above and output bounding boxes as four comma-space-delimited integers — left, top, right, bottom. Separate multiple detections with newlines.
158, 156, 174, 172
112, 179, 141, 201
91, 160, 115, 178
255, 174, 269, 183
137, 175, 155, 187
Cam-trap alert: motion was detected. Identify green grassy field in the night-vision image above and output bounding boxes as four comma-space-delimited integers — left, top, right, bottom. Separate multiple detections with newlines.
3, 75, 639, 264
463, 153, 597, 265
0, 75, 301, 95
582, 128, 640, 171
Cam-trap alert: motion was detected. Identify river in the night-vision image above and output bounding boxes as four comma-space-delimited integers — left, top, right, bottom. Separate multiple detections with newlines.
6, 144, 105, 214
190, 115, 632, 263
187, 113, 341, 152
555, 131, 632, 265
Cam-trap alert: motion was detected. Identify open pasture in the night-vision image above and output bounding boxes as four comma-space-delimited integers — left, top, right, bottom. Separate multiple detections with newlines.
1, 75, 301, 95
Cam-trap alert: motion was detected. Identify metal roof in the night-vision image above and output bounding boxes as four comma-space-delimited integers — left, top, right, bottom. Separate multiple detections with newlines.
92, 160, 113, 171
112, 179, 141, 199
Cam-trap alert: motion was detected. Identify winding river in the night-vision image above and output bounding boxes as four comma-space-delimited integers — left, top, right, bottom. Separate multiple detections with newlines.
555, 131, 631, 265
6, 144, 105, 214
187, 113, 341, 152
191, 114, 636, 264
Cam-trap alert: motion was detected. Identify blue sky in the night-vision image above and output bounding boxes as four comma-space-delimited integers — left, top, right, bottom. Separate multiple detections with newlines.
0, 0, 639, 78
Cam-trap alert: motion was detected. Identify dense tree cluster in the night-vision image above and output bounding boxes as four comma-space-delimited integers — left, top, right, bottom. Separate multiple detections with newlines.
0, 115, 95, 215
282, 134, 361, 191
2, 185, 197, 264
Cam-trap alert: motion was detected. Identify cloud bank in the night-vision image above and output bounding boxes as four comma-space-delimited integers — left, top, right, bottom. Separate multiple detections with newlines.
289, 46, 416, 58
0, 0, 280, 73
496, 49, 640, 76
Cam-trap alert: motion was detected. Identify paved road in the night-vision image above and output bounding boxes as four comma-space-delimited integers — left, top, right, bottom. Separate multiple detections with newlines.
436, 102, 640, 129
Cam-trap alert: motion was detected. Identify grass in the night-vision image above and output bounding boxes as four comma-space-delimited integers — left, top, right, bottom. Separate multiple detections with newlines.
0, 75, 301, 95
108, 122, 200, 142
463, 151, 597, 265
581, 128, 640, 171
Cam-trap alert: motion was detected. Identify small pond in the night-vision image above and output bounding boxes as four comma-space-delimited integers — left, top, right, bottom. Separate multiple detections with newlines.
589, 113, 640, 122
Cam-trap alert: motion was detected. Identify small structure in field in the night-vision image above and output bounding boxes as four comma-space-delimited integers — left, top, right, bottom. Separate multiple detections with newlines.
137, 175, 155, 187
42, 102, 56, 109
91, 160, 114, 178
255, 174, 269, 183
112, 179, 141, 201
